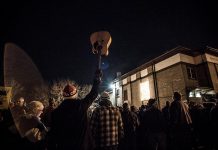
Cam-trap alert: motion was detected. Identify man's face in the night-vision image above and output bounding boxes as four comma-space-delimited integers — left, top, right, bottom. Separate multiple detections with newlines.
16, 98, 24, 106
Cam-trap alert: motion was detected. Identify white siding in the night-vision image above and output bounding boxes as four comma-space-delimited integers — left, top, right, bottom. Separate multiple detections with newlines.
155, 54, 181, 71
141, 69, 148, 77
205, 53, 218, 64
180, 53, 195, 64
155, 53, 197, 71
122, 78, 127, 85
131, 74, 136, 81
194, 55, 203, 64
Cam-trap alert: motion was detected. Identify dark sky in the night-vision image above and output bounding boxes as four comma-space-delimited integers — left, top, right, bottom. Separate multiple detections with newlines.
1, 0, 218, 86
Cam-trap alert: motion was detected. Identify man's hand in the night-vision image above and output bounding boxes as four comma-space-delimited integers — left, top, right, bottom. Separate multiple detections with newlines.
94, 69, 103, 83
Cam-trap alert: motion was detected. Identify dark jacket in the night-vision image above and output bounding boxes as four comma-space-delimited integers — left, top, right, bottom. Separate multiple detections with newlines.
19, 114, 47, 150
48, 79, 100, 150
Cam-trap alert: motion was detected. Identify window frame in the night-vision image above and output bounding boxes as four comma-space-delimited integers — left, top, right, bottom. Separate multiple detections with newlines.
186, 65, 197, 80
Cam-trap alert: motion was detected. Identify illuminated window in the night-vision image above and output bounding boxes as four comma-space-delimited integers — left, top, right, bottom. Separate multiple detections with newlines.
140, 81, 150, 101
196, 92, 201, 97
189, 91, 195, 97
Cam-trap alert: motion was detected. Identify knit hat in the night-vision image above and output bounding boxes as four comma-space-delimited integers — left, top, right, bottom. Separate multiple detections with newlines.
63, 84, 77, 97
100, 91, 110, 101
99, 92, 111, 106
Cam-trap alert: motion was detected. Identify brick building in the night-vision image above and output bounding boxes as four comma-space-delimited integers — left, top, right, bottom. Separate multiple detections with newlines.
110, 46, 218, 109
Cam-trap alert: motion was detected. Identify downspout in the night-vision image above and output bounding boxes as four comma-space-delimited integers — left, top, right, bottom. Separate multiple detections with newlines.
152, 63, 160, 108
130, 80, 133, 106
140, 76, 143, 105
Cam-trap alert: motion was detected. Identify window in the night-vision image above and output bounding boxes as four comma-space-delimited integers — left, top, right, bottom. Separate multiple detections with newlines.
196, 91, 201, 97
124, 90, 128, 101
140, 81, 150, 101
187, 66, 197, 79
116, 89, 120, 97
189, 91, 195, 97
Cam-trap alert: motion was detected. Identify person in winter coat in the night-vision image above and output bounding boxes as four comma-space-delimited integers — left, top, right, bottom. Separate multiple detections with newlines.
48, 69, 102, 150
18, 100, 48, 150
169, 92, 192, 150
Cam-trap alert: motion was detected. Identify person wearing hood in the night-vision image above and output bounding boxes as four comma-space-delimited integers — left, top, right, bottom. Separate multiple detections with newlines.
90, 91, 124, 150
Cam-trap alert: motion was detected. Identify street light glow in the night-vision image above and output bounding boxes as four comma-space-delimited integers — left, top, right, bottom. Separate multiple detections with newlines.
109, 83, 115, 89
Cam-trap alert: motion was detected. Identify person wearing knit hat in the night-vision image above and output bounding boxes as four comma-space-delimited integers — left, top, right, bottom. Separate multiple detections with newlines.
90, 91, 124, 150
99, 91, 112, 106
63, 84, 78, 98
48, 69, 102, 150
101, 91, 110, 100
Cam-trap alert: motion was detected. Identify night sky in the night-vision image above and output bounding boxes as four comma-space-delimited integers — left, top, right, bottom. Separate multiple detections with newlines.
1, 0, 218, 87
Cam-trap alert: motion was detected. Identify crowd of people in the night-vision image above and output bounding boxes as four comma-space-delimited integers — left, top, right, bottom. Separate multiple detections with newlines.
0, 69, 218, 150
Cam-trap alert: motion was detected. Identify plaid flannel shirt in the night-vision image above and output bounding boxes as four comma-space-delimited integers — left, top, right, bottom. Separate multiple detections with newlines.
90, 106, 124, 147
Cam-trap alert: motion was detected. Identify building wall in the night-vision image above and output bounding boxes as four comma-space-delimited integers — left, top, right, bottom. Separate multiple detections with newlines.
208, 62, 218, 92
121, 73, 156, 108
156, 63, 186, 109
121, 63, 191, 109
122, 80, 132, 105
111, 87, 116, 106
196, 63, 211, 87
116, 81, 123, 106
130, 80, 141, 107
181, 64, 199, 89
113, 49, 218, 109
140, 75, 155, 105
0, 43, 4, 86
119, 57, 202, 109
205, 53, 218, 92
